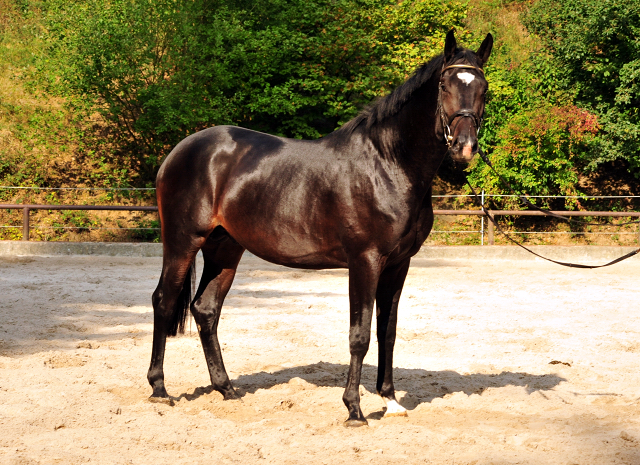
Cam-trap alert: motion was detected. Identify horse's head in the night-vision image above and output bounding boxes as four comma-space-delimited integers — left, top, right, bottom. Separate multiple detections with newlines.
437, 31, 493, 163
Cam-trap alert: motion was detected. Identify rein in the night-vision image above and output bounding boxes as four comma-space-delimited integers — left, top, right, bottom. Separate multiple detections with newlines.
464, 177, 640, 269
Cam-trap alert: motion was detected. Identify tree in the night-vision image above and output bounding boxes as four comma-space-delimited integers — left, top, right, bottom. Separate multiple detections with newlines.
42, 0, 468, 182
524, 0, 640, 171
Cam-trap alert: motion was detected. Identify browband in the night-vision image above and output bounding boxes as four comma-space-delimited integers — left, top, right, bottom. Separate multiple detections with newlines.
442, 64, 484, 74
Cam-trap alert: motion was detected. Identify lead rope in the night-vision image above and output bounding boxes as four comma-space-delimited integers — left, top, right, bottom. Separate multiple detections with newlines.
465, 174, 640, 269
477, 149, 640, 227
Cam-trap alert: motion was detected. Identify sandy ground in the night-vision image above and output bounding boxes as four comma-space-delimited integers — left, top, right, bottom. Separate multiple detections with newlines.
2, 252, 640, 464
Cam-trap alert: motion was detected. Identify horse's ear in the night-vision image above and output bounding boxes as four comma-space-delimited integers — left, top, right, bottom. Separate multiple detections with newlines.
476, 33, 493, 66
444, 30, 457, 63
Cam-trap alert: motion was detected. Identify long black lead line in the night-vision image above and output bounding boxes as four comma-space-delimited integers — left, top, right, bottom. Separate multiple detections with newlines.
465, 178, 640, 269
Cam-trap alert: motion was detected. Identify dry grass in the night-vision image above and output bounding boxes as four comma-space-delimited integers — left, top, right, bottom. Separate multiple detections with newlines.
465, 0, 539, 68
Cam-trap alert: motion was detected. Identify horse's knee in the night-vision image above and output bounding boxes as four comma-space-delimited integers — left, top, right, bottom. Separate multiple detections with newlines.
191, 301, 218, 321
349, 332, 370, 356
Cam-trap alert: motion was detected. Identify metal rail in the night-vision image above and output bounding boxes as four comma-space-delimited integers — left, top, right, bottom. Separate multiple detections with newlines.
433, 210, 640, 245
1, 204, 639, 242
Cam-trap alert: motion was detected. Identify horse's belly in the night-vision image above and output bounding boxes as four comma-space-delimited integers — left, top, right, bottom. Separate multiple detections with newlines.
243, 242, 349, 269
222, 220, 349, 269
248, 248, 348, 269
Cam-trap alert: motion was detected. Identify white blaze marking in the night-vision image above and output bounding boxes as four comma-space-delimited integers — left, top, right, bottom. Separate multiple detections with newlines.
457, 71, 475, 85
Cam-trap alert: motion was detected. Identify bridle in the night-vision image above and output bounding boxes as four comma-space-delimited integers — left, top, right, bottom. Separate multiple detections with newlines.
437, 64, 485, 148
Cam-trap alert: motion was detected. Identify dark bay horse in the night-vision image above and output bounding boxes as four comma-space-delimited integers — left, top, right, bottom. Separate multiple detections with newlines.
148, 30, 493, 426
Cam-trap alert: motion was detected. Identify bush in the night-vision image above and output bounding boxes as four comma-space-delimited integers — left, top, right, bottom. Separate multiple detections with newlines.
523, 0, 640, 171
469, 104, 600, 207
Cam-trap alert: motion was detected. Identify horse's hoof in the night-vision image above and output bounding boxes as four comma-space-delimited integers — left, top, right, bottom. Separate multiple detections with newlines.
344, 419, 368, 428
221, 388, 241, 400
148, 396, 174, 406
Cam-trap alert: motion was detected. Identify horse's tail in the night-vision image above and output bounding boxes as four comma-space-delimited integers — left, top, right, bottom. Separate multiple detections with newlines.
167, 259, 196, 337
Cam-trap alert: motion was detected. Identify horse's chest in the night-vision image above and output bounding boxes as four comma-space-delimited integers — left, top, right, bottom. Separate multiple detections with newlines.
391, 205, 434, 260
415, 206, 435, 241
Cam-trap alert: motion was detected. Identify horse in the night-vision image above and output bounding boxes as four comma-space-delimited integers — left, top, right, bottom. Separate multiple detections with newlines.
147, 30, 493, 427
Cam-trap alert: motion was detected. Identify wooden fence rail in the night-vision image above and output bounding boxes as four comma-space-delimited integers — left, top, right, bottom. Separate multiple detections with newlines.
1, 204, 640, 243
433, 209, 640, 245
0, 204, 158, 241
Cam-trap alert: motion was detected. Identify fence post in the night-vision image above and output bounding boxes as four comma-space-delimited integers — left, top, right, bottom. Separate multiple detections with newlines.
488, 211, 494, 245
22, 207, 30, 241
480, 190, 485, 245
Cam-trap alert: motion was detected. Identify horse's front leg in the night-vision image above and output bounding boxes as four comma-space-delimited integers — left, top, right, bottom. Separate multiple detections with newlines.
375, 258, 411, 417
343, 252, 383, 427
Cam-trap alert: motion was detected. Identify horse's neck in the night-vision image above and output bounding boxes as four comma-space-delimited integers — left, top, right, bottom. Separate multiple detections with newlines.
391, 77, 447, 194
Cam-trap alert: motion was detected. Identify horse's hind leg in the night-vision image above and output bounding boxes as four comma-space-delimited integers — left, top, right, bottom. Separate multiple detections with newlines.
191, 231, 245, 399
148, 239, 203, 403
375, 258, 411, 417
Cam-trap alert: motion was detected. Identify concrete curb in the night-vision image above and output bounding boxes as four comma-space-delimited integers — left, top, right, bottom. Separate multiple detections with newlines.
0, 241, 163, 257
0, 241, 638, 263
414, 245, 640, 263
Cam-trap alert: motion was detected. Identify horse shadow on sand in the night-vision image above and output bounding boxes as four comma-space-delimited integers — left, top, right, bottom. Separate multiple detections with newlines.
175, 361, 566, 418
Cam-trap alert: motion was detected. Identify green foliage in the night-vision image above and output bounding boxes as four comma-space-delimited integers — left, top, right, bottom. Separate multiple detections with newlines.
469, 104, 600, 206
523, 0, 640, 170
462, 0, 640, 203
130, 218, 160, 242
479, 63, 534, 152
54, 210, 100, 233
40, 0, 468, 181
0, 0, 135, 191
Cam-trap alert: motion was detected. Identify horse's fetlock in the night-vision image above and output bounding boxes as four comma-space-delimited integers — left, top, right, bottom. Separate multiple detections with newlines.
378, 383, 395, 399
342, 391, 360, 407
147, 368, 164, 385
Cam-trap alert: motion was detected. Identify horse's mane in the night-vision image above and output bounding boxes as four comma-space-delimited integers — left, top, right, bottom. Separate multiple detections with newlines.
337, 54, 445, 135
337, 49, 479, 135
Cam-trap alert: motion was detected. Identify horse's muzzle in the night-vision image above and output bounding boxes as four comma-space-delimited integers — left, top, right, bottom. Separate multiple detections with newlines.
449, 135, 478, 163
